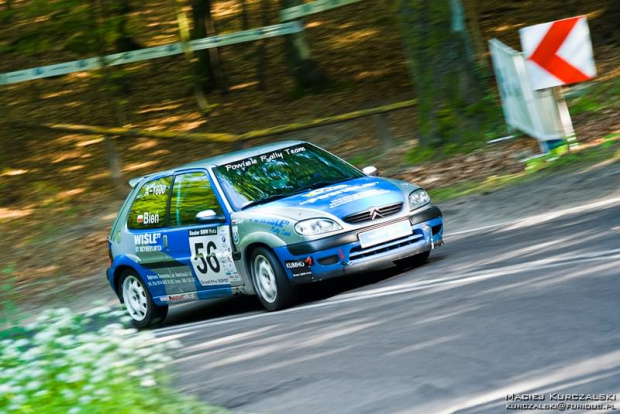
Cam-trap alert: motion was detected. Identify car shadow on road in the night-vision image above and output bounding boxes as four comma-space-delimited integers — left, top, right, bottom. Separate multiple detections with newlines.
158, 261, 431, 328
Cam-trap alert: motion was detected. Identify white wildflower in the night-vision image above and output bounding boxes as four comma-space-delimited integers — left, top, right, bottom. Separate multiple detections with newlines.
61, 389, 76, 400
33, 389, 49, 397
140, 377, 156, 387
11, 394, 26, 405
25, 381, 42, 391
78, 395, 93, 404
94, 388, 108, 396
33, 328, 59, 344
12, 339, 29, 348
0, 383, 13, 395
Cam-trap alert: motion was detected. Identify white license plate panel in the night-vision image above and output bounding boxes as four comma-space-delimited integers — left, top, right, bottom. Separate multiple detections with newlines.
358, 220, 412, 249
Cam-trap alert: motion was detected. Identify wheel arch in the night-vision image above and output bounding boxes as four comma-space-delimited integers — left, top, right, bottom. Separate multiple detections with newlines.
243, 242, 274, 282
112, 265, 138, 302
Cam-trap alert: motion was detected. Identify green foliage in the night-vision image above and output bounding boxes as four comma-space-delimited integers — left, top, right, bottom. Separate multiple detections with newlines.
347, 154, 370, 168
602, 133, 620, 149
8, 0, 135, 58
0, 9, 16, 23
405, 136, 487, 164
405, 145, 436, 163
0, 306, 228, 414
569, 94, 602, 116
568, 79, 620, 117
0, 264, 23, 340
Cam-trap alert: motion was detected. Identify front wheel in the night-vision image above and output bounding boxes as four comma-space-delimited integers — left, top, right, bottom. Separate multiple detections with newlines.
120, 270, 168, 329
395, 250, 431, 271
250, 247, 298, 311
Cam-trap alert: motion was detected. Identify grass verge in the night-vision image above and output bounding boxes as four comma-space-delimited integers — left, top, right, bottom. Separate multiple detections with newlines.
428, 134, 620, 203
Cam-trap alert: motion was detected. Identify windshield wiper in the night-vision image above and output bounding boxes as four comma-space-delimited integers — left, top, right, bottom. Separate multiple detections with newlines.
242, 194, 292, 209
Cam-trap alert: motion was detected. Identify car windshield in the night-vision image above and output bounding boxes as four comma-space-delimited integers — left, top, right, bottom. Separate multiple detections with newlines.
213, 143, 364, 210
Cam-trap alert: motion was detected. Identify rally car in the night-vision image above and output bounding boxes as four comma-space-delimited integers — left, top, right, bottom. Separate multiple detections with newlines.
107, 141, 444, 327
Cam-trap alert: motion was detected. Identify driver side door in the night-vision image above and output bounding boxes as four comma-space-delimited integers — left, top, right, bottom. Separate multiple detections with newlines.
164, 170, 243, 299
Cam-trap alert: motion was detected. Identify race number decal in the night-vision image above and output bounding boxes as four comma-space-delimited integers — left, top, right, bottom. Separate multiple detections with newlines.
188, 226, 241, 286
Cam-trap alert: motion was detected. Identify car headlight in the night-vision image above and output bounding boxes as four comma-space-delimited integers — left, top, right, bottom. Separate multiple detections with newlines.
294, 218, 342, 236
408, 189, 430, 210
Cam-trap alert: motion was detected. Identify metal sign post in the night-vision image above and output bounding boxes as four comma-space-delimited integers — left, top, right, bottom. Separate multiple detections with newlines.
553, 87, 578, 151
519, 16, 597, 152
489, 39, 565, 152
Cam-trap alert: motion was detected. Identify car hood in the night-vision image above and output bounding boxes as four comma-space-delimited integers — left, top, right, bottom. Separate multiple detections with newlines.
251, 176, 408, 221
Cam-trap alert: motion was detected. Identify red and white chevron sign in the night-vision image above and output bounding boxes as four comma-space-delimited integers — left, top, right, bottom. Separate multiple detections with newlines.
519, 16, 596, 90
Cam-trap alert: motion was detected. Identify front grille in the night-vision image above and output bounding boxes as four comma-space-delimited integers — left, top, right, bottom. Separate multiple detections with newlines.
343, 202, 404, 224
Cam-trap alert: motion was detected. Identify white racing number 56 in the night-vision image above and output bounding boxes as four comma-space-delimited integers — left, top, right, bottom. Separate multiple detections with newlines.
189, 235, 228, 286
193, 241, 220, 274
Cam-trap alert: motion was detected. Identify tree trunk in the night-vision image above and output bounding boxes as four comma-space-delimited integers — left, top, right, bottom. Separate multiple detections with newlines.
172, 0, 215, 114
597, 0, 620, 45
113, 0, 143, 53
191, 0, 228, 93
399, 0, 497, 147
255, 0, 270, 90
239, 0, 249, 30
3, 0, 12, 21
0, 92, 10, 171
91, 0, 127, 198
464, 0, 486, 68
280, 0, 328, 91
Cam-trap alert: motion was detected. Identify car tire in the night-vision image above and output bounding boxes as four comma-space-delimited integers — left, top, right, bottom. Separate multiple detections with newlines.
250, 247, 298, 311
395, 250, 431, 270
119, 269, 168, 329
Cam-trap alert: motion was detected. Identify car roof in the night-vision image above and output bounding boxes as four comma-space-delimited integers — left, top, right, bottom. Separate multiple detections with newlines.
130, 140, 307, 186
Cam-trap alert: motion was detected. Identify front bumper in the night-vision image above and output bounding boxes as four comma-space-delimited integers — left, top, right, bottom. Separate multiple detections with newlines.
274, 206, 443, 284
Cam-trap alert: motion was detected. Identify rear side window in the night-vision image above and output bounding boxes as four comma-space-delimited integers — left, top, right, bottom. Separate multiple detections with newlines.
127, 176, 172, 230
170, 171, 223, 227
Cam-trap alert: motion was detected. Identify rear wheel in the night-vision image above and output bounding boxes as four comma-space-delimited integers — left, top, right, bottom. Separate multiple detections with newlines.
120, 270, 168, 329
250, 247, 298, 311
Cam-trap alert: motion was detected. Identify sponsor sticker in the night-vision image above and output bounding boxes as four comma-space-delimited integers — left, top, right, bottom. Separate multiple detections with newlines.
134, 232, 163, 252
299, 182, 381, 206
285, 259, 313, 277
137, 212, 159, 225
160, 292, 198, 303
232, 226, 240, 244
221, 146, 307, 172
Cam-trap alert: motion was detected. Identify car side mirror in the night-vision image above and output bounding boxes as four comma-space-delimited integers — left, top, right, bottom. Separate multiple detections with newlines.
195, 209, 226, 224
362, 166, 379, 177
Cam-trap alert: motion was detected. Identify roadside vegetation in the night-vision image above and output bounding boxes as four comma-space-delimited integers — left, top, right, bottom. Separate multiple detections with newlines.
0, 271, 225, 413
428, 133, 620, 202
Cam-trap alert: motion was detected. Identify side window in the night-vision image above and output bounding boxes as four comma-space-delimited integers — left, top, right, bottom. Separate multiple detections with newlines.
127, 177, 172, 230
170, 172, 223, 227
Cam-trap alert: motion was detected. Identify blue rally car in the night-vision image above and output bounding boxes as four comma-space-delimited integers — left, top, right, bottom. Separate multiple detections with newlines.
107, 141, 444, 327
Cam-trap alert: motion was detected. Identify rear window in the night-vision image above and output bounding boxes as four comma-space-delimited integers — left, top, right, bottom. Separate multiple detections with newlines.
127, 176, 172, 230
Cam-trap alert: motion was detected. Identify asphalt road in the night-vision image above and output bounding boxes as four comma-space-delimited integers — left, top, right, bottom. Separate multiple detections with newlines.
156, 197, 620, 414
